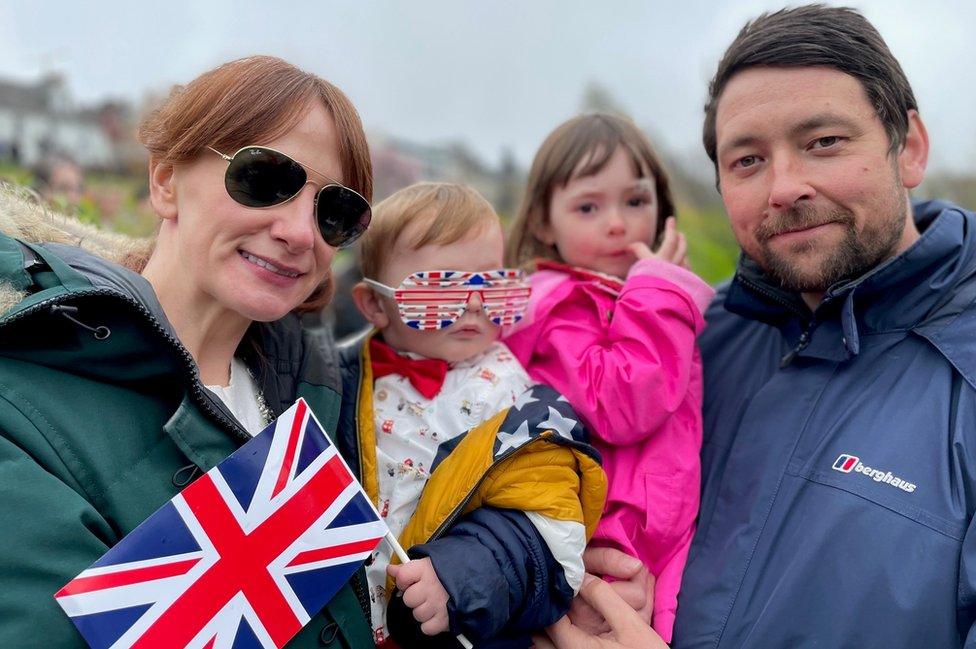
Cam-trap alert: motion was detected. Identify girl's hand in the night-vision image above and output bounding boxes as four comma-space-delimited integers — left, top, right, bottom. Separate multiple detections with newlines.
388, 558, 450, 635
629, 216, 688, 268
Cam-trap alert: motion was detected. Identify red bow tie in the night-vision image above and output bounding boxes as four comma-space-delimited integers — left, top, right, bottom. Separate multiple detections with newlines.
369, 338, 449, 400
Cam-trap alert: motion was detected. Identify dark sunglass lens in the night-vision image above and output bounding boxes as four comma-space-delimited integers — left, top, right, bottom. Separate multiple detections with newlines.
225, 148, 306, 207
316, 185, 372, 248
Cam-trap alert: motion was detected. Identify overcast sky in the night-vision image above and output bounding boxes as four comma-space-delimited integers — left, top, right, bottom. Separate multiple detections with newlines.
1, 0, 974, 176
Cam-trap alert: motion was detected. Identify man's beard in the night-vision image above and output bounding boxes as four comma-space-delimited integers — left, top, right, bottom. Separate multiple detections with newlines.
754, 198, 907, 294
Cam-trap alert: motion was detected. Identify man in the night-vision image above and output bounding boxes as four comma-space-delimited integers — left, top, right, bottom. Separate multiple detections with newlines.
675, 5, 976, 648
541, 5, 976, 648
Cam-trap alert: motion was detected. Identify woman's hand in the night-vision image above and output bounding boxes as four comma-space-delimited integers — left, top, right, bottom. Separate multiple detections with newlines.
568, 547, 654, 634
533, 575, 668, 649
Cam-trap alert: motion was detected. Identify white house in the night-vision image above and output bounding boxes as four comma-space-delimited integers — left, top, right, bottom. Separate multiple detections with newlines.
0, 74, 120, 170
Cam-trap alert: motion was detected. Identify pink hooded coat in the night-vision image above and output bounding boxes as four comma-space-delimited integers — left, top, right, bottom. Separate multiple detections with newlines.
503, 258, 714, 642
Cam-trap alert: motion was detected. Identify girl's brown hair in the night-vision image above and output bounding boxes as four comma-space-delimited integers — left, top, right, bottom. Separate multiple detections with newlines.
505, 113, 675, 269
137, 55, 372, 312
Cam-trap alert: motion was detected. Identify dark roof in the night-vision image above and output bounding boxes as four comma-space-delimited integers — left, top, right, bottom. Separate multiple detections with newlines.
0, 80, 50, 112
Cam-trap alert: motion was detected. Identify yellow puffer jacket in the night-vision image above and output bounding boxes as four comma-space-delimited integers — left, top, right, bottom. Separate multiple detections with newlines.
338, 332, 608, 641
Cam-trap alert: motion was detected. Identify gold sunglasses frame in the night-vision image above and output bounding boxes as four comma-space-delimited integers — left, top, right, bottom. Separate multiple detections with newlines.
207, 145, 372, 248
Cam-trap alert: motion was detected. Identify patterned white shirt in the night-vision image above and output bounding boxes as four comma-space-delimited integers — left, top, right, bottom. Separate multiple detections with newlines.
366, 341, 534, 642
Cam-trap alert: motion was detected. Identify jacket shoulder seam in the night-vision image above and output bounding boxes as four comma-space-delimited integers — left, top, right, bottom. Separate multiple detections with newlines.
0, 379, 99, 503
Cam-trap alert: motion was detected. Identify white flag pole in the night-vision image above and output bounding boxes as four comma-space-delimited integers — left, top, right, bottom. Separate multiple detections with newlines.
383, 533, 474, 649
384, 531, 411, 565
306, 407, 473, 649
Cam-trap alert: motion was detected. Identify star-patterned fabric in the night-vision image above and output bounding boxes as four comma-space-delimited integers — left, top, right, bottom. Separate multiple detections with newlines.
366, 341, 534, 640
492, 398, 583, 458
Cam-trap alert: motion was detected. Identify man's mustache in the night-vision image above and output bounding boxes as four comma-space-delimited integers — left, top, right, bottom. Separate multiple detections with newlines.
756, 206, 854, 242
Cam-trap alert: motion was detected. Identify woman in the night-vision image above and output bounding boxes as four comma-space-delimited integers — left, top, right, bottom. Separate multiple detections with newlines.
0, 56, 374, 647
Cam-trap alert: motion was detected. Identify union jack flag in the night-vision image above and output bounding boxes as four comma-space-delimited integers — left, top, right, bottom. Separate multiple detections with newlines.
54, 399, 387, 649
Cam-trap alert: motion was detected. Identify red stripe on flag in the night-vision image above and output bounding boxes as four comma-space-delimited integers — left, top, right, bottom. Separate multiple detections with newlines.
56, 558, 201, 597
287, 537, 384, 568
134, 456, 355, 648
843, 457, 857, 471
273, 399, 307, 498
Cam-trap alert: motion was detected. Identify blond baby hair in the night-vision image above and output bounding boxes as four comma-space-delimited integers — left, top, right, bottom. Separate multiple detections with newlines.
359, 182, 499, 280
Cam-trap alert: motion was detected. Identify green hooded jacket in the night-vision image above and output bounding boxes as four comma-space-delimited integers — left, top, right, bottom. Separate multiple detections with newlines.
0, 191, 374, 648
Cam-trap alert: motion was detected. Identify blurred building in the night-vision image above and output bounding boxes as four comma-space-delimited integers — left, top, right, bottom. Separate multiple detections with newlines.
369, 131, 523, 213
0, 73, 138, 171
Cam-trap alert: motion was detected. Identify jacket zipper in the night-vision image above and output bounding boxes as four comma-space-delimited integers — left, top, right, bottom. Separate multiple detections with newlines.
351, 344, 374, 622
356, 344, 367, 494
350, 569, 371, 626
1, 290, 250, 442
779, 321, 816, 368
736, 274, 809, 319
736, 274, 818, 369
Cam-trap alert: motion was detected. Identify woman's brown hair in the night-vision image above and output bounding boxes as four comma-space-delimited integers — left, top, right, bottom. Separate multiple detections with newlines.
137, 55, 372, 312
505, 113, 675, 270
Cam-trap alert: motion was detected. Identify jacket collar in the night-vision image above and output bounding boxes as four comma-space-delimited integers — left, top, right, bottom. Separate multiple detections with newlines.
725, 200, 976, 364
2, 231, 342, 464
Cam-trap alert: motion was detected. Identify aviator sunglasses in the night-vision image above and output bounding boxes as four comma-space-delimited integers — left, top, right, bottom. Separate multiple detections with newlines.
364, 269, 532, 331
208, 145, 371, 249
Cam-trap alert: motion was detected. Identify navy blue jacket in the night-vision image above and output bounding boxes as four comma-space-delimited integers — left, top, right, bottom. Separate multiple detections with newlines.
336, 336, 574, 648
674, 201, 976, 648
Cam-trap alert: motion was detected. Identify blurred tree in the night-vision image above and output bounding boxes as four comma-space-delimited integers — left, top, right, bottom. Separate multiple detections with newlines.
918, 172, 976, 212
495, 147, 519, 219
580, 81, 629, 116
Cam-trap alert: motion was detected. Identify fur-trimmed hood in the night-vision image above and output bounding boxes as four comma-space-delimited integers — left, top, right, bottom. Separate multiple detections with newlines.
0, 185, 153, 314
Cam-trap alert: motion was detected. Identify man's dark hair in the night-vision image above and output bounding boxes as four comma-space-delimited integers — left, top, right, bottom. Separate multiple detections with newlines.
703, 4, 917, 165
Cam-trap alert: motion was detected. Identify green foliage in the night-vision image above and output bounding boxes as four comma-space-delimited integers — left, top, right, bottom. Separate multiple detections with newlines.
0, 163, 157, 237
0, 163, 33, 187
678, 202, 739, 285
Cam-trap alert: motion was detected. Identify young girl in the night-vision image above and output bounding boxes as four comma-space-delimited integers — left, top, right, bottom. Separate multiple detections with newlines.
503, 113, 714, 643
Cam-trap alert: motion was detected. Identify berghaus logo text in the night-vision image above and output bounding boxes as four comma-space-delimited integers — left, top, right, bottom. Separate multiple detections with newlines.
832, 454, 917, 493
